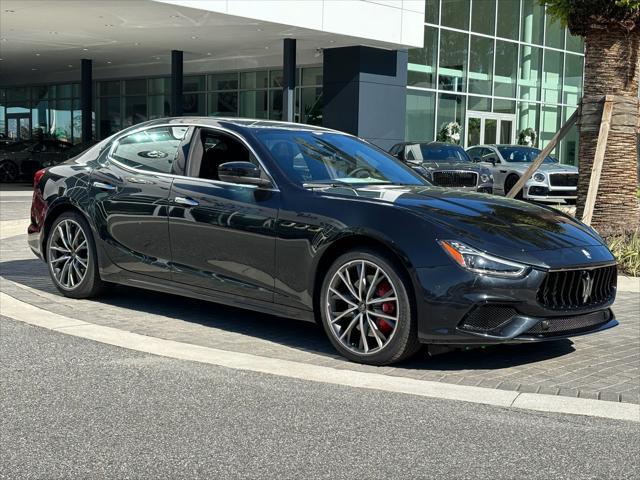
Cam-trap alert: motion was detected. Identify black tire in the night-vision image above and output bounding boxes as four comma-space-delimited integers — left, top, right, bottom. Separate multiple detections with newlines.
504, 174, 523, 200
319, 248, 421, 365
45, 211, 105, 299
0, 160, 19, 183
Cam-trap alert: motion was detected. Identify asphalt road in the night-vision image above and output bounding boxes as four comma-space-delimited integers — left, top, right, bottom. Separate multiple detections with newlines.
1, 316, 638, 480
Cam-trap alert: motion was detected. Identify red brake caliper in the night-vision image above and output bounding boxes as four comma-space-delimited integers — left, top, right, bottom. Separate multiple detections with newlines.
375, 281, 395, 336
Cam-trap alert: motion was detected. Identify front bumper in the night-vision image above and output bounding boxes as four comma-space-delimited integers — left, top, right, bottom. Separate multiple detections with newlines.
414, 264, 617, 345
524, 184, 577, 202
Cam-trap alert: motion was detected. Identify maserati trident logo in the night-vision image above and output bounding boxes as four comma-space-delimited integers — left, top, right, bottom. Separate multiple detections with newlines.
581, 249, 592, 259
581, 271, 594, 303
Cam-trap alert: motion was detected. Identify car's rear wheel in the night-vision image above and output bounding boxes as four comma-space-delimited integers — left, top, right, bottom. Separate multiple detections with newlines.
504, 174, 523, 200
319, 248, 420, 365
46, 212, 105, 298
0, 160, 19, 183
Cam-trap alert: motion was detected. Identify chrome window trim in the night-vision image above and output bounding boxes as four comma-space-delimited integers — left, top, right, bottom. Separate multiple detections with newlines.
105, 122, 280, 192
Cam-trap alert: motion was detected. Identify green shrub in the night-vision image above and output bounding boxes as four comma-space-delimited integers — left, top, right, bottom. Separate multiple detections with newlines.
606, 230, 640, 277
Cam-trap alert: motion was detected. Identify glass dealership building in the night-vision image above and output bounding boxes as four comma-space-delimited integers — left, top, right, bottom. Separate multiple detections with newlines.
0, 0, 584, 164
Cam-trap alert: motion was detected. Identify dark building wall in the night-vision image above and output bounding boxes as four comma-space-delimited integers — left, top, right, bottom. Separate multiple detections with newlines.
323, 46, 407, 150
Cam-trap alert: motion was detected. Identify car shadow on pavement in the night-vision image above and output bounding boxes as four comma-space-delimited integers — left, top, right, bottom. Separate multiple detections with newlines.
1, 257, 576, 371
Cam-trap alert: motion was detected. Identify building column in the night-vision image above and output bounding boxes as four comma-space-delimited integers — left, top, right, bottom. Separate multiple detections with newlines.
80, 59, 92, 143
322, 46, 407, 150
171, 50, 183, 117
282, 38, 296, 122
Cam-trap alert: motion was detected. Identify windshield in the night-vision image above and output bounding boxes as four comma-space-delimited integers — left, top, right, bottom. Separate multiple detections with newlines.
497, 146, 558, 163
405, 143, 470, 163
254, 130, 427, 187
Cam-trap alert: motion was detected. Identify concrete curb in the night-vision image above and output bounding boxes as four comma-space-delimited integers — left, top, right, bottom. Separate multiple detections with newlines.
1, 291, 638, 423
618, 275, 640, 293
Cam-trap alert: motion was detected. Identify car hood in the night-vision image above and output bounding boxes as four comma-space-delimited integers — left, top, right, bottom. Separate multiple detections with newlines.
320, 184, 611, 268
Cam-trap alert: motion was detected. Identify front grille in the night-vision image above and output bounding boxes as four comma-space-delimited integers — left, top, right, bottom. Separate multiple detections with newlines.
460, 305, 518, 333
526, 310, 611, 336
432, 171, 478, 188
549, 173, 578, 187
537, 265, 617, 310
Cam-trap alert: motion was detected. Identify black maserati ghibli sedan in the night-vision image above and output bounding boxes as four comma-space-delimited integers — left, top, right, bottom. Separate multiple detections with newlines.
28, 118, 618, 365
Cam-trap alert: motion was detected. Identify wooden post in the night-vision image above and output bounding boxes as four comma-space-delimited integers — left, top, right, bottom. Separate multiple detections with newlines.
506, 108, 581, 199
582, 96, 614, 225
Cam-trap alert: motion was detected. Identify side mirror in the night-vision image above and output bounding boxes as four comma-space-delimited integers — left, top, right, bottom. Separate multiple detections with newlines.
488, 157, 497, 166
218, 161, 271, 187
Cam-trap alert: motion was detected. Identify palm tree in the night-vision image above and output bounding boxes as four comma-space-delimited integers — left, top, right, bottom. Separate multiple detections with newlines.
541, 0, 639, 234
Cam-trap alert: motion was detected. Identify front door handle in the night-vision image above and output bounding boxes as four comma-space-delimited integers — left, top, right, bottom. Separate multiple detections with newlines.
499, 170, 507, 173
174, 196, 199, 207
93, 181, 116, 191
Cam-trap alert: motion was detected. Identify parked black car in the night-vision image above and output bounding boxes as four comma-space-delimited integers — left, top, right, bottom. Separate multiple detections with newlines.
0, 139, 94, 183
389, 141, 493, 193
29, 118, 617, 365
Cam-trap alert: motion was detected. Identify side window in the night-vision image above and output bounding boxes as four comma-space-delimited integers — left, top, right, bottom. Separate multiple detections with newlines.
111, 126, 188, 173
195, 129, 257, 181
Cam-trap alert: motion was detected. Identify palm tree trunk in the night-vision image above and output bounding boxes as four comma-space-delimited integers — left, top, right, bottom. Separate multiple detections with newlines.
576, 28, 640, 234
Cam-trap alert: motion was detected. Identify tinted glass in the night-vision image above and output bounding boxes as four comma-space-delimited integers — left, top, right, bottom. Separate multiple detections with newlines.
406, 90, 436, 142
468, 35, 493, 95
494, 40, 518, 98
439, 30, 468, 92
497, 146, 557, 163
407, 144, 471, 162
471, 0, 495, 35
441, 0, 469, 30
496, 0, 519, 40
111, 126, 188, 173
254, 131, 426, 186
408, 26, 438, 88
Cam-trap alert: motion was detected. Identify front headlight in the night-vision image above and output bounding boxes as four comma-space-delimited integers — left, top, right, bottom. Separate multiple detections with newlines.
480, 173, 491, 183
533, 172, 545, 182
438, 240, 529, 278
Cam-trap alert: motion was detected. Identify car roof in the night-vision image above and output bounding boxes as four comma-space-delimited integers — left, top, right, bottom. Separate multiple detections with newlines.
134, 116, 336, 134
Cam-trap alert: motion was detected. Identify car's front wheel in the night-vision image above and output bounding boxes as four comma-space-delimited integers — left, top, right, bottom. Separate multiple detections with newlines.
46, 212, 105, 298
319, 248, 420, 365
0, 160, 19, 183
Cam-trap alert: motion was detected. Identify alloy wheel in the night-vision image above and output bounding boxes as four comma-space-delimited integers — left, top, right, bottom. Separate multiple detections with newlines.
325, 259, 400, 355
48, 219, 89, 289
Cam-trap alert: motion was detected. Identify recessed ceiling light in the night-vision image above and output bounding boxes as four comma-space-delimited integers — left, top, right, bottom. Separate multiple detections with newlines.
104, 24, 114, 27
0, 58, 4, 61
35, 53, 41, 56
4, 9, 15, 13
49, 31, 58, 35
134, 42, 140, 46
154, 56, 160, 60
68, 64, 73, 67
170, 14, 180, 18
0, 38, 7, 42
191, 35, 198, 40
31, 68, 37, 71
206, 52, 212, 56
82, 48, 89, 51
106, 61, 112, 64
257, 28, 263, 32
265, 46, 270, 50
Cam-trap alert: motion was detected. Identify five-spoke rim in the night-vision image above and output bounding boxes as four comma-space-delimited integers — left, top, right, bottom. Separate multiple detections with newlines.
48, 219, 89, 290
325, 259, 400, 355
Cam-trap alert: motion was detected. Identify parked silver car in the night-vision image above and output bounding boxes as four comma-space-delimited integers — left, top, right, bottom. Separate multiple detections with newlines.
467, 144, 578, 203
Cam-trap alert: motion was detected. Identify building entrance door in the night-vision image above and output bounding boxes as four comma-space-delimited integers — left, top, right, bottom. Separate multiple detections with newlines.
7, 113, 31, 140
465, 112, 516, 148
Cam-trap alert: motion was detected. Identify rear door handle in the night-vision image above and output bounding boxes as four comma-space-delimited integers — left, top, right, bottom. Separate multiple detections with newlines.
92, 181, 116, 191
174, 196, 199, 207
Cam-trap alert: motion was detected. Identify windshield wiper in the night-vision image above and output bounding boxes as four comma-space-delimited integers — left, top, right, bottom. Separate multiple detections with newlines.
303, 180, 353, 189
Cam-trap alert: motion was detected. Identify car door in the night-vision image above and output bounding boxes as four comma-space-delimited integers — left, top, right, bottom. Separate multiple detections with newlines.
90, 124, 191, 280
168, 127, 279, 302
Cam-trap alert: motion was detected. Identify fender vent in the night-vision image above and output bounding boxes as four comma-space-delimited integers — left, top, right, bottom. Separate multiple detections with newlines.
460, 305, 517, 333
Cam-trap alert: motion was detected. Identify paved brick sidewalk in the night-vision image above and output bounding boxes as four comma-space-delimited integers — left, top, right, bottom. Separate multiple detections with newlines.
2, 232, 638, 404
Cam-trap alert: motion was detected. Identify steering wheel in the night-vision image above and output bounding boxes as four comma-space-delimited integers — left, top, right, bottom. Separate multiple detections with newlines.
348, 167, 373, 178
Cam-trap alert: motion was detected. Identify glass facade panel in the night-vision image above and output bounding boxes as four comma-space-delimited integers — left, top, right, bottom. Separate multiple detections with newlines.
300, 87, 323, 125
518, 102, 539, 144
496, 0, 519, 40
149, 78, 169, 95
124, 79, 146, 95
471, 0, 495, 36
468, 35, 493, 95
439, 30, 468, 92
52, 99, 73, 142
563, 53, 583, 105
425, 0, 439, 23
441, 0, 469, 30
406, 90, 436, 142
241, 70, 269, 89
301, 67, 323, 87
123, 95, 147, 127
540, 104, 560, 154
209, 91, 238, 116
493, 98, 516, 114
269, 89, 283, 120
560, 106, 579, 166
240, 90, 269, 119
468, 95, 491, 112
148, 95, 170, 119
270, 70, 284, 88
545, 16, 564, 49
542, 49, 563, 104
99, 97, 121, 138
183, 93, 205, 115
519, 45, 542, 101
408, 26, 438, 88
208, 73, 238, 91
494, 40, 518, 98
99, 81, 120, 96
521, 2, 544, 45
184, 75, 205, 92
437, 93, 465, 131
566, 32, 584, 53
